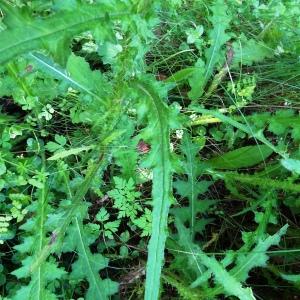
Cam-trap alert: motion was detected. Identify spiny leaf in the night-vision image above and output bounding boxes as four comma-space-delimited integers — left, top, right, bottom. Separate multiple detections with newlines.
11, 160, 60, 299
222, 171, 300, 193
196, 252, 256, 300
233, 224, 289, 282
162, 273, 202, 300
31, 149, 108, 272
203, 0, 231, 82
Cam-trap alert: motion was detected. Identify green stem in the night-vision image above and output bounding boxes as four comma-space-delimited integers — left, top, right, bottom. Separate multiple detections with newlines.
30, 151, 106, 273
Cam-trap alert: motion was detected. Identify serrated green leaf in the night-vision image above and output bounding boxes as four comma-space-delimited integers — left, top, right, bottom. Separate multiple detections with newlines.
133, 208, 152, 237
233, 224, 289, 282
54, 134, 66, 146
45, 141, 63, 153
66, 54, 107, 98
103, 220, 120, 239
96, 208, 110, 222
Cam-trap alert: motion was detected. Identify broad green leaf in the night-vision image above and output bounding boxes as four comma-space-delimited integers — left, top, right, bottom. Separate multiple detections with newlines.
53, 0, 78, 10
268, 109, 295, 135
187, 58, 205, 101
0, 160, 6, 176
66, 54, 107, 98
207, 145, 273, 169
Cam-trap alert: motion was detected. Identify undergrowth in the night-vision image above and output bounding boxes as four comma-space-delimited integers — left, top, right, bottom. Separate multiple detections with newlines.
0, 0, 300, 299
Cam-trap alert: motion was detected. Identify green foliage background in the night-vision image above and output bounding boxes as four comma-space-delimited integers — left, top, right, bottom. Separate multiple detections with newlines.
0, 0, 300, 299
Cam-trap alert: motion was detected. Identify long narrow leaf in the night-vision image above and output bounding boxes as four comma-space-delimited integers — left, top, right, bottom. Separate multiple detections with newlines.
136, 81, 172, 300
